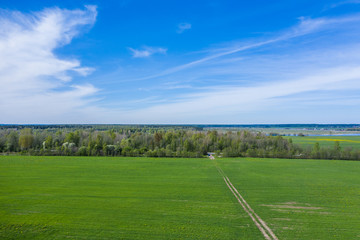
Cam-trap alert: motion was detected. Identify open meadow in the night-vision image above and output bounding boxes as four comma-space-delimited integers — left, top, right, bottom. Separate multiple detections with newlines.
285, 135, 360, 150
0, 156, 359, 239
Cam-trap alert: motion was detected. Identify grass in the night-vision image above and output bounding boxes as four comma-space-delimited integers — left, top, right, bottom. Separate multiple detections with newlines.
218, 158, 360, 239
285, 135, 360, 150
0, 156, 262, 240
1, 156, 359, 239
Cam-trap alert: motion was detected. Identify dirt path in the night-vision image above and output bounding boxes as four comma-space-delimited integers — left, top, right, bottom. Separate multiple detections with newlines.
215, 164, 278, 240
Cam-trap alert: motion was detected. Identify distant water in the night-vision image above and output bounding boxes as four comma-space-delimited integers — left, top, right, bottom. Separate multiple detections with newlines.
306, 134, 360, 137
280, 133, 360, 137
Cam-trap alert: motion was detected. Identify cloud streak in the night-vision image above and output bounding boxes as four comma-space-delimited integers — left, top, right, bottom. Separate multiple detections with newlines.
132, 14, 360, 81
110, 13, 360, 123
177, 22, 191, 33
120, 66, 360, 123
325, 0, 360, 9
128, 46, 167, 58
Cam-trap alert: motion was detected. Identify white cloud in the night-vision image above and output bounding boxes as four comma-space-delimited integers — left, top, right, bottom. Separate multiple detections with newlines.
128, 46, 167, 58
0, 6, 98, 123
177, 22, 191, 33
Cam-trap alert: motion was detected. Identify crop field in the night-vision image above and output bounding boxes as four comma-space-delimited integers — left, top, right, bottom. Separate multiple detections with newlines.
285, 135, 360, 150
1, 156, 359, 239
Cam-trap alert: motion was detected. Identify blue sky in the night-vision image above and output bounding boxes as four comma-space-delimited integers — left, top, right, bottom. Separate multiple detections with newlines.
1, 0, 360, 123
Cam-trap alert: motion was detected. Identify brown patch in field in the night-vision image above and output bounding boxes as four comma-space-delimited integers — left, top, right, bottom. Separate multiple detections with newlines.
310, 211, 330, 215
282, 226, 294, 230
261, 201, 323, 210
273, 218, 291, 221
261, 204, 322, 210
262, 202, 330, 216
270, 209, 293, 213
238, 224, 251, 228
269, 209, 330, 215
13, 210, 39, 215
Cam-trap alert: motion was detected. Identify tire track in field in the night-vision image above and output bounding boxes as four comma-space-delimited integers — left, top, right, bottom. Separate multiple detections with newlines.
215, 164, 278, 240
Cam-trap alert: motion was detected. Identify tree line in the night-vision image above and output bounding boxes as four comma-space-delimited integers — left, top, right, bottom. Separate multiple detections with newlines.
0, 126, 359, 160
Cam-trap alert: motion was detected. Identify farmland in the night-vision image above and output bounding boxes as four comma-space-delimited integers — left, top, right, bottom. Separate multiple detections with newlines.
1, 156, 360, 239
285, 135, 360, 150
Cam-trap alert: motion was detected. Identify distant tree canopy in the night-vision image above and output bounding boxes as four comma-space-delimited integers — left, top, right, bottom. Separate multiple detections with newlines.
0, 125, 359, 160
19, 128, 34, 150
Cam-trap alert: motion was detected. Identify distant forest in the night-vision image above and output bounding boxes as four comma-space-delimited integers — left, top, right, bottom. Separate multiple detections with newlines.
0, 125, 359, 160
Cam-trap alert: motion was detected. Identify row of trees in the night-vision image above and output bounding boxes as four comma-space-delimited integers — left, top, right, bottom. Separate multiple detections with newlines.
0, 127, 359, 160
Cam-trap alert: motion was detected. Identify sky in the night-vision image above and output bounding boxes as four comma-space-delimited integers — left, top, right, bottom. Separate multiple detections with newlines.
1, 0, 360, 124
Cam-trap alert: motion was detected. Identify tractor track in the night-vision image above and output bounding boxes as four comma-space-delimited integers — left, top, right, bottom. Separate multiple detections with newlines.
215, 164, 278, 240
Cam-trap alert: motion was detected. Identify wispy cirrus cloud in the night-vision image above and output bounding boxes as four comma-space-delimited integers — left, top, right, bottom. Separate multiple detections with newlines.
128, 46, 167, 58
111, 13, 360, 123
325, 0, 360, 10
0, 5, 99, 123
130, 13, 360, 82
176, 22, 191, 33
117, 66, 360, 123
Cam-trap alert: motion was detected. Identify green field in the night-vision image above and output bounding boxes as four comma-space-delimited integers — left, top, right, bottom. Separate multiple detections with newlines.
1, 156, 359, 239
285, 135, 360, 150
